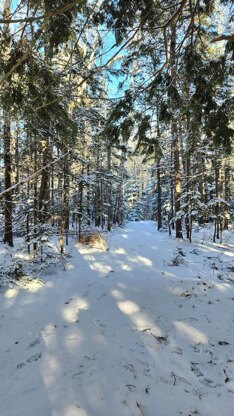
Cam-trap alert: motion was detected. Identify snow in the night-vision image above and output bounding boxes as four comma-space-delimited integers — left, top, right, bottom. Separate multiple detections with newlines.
0, 221, 234, 416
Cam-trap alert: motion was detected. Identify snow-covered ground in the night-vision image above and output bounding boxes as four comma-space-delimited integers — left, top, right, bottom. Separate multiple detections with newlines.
0, 221, 234, 416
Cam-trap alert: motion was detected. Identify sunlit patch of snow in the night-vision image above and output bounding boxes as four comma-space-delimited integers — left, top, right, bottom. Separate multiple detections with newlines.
111, 289, 124, 300
41, 354, 61, 387
64, 330, 83, 352
213, 282, 230, 292
162, 271, 177, 278
41, 323, 58, 349
76, 246, 103, 255
167, 286, 186, 295
174, 321, 208, 344
113, 247, 126, 254
14, 252, 31, 260
117, 299, 159, 334
18, 278, 45, 293
117, 282, 127, 289
90, 262, 113, 274
132, 255, 153, 267
62, 298, 89, 323
4, 287, 19, 299
222, 251, 234, 257
65, 263, 74, 270
197, 244, 234, 256
63, 404, 88, 416
117, 300, 140, 315
121, 264, 132, 271
26, 282, 44, 293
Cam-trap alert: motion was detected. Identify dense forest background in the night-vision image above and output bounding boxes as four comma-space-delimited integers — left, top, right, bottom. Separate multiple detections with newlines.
0, 0, 233, 259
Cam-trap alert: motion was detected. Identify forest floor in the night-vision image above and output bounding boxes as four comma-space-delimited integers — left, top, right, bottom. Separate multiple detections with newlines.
0, 221, 234, 416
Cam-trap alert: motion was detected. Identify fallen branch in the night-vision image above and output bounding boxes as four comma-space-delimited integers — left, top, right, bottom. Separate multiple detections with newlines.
171, 371, 191, 386
136, 401, 145, 416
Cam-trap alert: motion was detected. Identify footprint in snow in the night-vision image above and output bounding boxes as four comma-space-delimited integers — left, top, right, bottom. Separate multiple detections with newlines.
28, 337, 41, 348
26, 352, 42, 363
106, 270, 115, 278
218, 341, 229, 346
191, 361, 222, 388
82, 290, 89, 297
191, 363, 204, 378
94, 319, 107, 328
87, 281, 97, 287
97, 293, 107, 301
171, 347, 183, 355
17, 352, 42, 369
200, 378, 220, 388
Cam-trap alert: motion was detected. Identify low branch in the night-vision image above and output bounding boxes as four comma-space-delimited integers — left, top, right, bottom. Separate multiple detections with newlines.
0, 150, 70, 200
211, 34, 234, 43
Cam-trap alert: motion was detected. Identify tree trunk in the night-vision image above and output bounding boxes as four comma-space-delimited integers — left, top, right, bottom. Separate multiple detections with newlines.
170, 145, 174, 230
215, 157, 220, 239
170, 25, 182, 238
198, 154, 205, 225
33, 138, 38, 256
39, 138, 50, 223
157, 158, 162, 230
95, 143, 101, 227
86, 163, 91, 225
3, 114, 13, 246
224, 158, 230, 229
78, 164, 84, 241
3, 0, 13, 247
185, 158, 191, 240
107, 144, 112, 231
63, 150, 70, 246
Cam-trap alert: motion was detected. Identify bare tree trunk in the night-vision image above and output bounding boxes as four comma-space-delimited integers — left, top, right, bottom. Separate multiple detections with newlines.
170, 25, 182, 238
63, 150, 70, 246
3, 113, 13, 246
157, 158, 162, 230
78, 164, 84, 241
198, 154, 205, 225
15, 122, 19, 184
3, 0, 13, 246
224, 158, 230, 229
51, 155, 55, 226
113, 148, 125, 225
95, 143, 101, 227
86, 163, 91, 225
107, 144, 112, 231
33, 138, 38, 256
39, 138, 50, 223
12, 119, 19, 186
185, 158, 190, 240
215, 157, 220, 240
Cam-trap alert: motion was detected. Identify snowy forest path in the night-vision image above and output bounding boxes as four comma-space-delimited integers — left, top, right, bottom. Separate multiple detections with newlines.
0, 221, 234, 416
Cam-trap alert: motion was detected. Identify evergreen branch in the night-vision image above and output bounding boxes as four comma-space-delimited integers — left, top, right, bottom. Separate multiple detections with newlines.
0, 1, 80, 87
0, 0, 80, 24
163, 0, 188, 29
